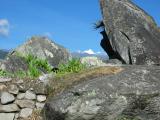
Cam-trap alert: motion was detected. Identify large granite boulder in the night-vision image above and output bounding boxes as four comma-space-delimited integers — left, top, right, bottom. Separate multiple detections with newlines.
43, 65, 160, 120
99, 0, 160, 65
11, 36, 71, 67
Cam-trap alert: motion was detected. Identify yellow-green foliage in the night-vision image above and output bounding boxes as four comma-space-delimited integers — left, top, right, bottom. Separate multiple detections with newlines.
24, 54, 52, 78
55, 58, 86, 77
0, 54, 52, 78
0, 69, 12, 77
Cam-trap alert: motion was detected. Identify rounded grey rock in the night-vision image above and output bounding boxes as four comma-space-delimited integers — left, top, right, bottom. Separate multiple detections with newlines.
17, 93, 25, 99
37, 95, 46, 102
36, 102, 45, 109
15, 100, 35, 108
19, 108, 33, 118
0, 104, 20, 112
25, 90, 36, 100
1, 92, 15, 104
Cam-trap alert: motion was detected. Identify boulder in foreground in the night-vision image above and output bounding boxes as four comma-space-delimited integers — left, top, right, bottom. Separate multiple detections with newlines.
43, 65, 160, 120
100, 0, 160, 65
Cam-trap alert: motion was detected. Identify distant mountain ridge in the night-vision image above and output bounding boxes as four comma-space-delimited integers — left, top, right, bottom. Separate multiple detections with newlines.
71, 51, 108, 60
0, 49, 9, 59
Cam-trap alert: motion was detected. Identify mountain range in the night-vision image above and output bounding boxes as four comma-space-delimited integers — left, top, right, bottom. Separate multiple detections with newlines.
0, 48, 108, 61
71, 49, 108, 60
0, 49, 9, 60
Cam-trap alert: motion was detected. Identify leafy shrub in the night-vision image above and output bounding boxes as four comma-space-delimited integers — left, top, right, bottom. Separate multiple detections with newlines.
0, 55, 86, 78
0, 54, 52, 78
55, 58, 86, 77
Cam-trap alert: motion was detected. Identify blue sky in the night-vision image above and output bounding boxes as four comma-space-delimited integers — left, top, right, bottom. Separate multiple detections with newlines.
0, 0, 160, 53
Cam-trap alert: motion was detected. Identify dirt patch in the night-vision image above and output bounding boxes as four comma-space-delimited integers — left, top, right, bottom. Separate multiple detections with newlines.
47, 66, 124, 97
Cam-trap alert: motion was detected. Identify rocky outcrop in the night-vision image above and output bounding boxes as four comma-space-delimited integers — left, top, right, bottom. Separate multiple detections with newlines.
99, 0, 160, 65
0, 36, 71, 73
43, 65, 160, 120
0, 55, 28, 73
10, 36, 71, 67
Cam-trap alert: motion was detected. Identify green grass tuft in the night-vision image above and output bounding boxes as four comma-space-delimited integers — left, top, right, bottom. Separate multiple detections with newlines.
0, 69, 12, 77
0, 55, 86, 79
24, 54, 53, 78
24, 54, 52, 78
55, 58, 86, 77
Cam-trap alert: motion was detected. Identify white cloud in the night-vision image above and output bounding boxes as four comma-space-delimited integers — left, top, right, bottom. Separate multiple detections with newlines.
0, 19, 10, 37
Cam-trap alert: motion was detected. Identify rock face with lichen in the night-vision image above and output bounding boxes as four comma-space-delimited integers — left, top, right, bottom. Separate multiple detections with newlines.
11, 36, 71, 67
99, 0, 160, 65
43, 65, 160, 120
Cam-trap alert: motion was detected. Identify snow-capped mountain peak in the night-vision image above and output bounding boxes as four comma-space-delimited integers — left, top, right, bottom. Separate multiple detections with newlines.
77, 49, 105, 55
72, 49, 108, 60
83, 49, 95, 55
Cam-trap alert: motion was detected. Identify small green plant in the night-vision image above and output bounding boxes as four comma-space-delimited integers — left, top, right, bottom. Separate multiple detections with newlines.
24, 54, 52, 78
0, 54, 52, 78
0, 69, 11, 77
55, 58, 86, 77
13, 70, 27, 78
